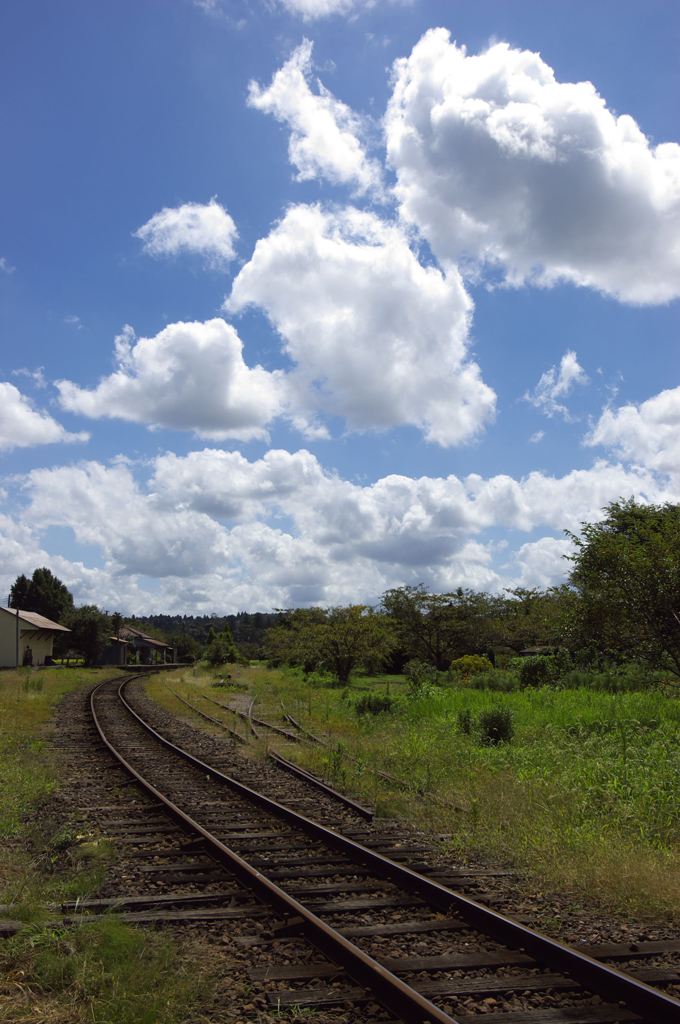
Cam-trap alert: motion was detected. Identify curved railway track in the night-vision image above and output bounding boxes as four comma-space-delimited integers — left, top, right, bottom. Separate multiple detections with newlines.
86, 674, 680, 1024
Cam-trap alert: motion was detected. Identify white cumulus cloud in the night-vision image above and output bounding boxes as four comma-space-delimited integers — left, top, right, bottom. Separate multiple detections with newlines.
0, 382, 88, 451
386, 28, 680, 303
248, 39, 382, 195
586, 385, 680, 480
227, 204, 495, 445
56, 319, 285, 442
23, 461, 232, 579
513, 536, 575, 589
525, 349, 588, 420
133, 199, 238, 267
14, 445, 678, 613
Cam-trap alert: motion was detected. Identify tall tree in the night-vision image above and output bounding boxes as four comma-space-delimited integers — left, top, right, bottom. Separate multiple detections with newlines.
381, 585, 498, 669
9, 567, 74, 624
266, 606, 395, 684
68, 605, 110, 666
568, 499, 680, 675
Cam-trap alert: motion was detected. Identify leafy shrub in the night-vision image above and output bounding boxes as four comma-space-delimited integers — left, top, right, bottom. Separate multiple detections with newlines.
465, 670, 520, 692
404, 659, 438, 695
450, 654, 494, 679
478, 706, 514, 744
558, 663, 660, 693
354, 692, 396, 716
205, 636, 237, 667
512, 655, 558, 687
456, 708, 474, 734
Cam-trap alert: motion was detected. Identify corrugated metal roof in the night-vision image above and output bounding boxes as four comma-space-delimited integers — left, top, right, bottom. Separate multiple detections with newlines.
0, 607, 71, 632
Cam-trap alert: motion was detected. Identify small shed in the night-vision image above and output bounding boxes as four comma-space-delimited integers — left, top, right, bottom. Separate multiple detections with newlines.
100, 636, 130, 667
119, 625, 174, 665
518, 645, 555, 658
0, 607, 71, 667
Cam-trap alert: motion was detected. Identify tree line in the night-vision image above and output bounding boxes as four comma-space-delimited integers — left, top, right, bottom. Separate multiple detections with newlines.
8, 499, 680, 677
265, 500, 680, 684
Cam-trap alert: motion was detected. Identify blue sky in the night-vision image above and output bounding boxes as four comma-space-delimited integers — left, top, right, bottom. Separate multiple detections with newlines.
1, 0, 678, 614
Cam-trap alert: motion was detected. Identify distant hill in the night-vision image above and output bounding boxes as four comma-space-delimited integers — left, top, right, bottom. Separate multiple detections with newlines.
126, 611, 285, 657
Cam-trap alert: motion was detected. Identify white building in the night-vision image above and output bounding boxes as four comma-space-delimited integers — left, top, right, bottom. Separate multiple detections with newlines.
0, 607, 71, 667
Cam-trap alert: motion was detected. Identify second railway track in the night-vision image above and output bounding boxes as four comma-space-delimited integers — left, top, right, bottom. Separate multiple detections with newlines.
80, 674, 680, 1024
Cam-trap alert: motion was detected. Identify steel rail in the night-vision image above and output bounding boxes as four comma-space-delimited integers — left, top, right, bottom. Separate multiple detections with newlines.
282, 709, 325, 745
268, 749, 374, 820
168, 688, 246, 744
114, 675, 680, 1024
90, 677, 460, 1024
171, 687, 374, 818
202, 692, 300, 743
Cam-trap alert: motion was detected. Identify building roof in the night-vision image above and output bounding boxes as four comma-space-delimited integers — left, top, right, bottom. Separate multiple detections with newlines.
120, 624, 172, 648
0, 607, 71, 632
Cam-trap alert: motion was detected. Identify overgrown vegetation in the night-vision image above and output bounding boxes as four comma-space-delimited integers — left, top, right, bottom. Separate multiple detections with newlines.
1, 917, 204, 1024
150, 662, 679, 920
0, 667, 213, 1022
259, 501, 680, 684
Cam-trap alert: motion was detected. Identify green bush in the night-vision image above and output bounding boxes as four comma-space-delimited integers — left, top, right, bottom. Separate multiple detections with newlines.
513, 654, 558, 687
450, 654, 494, 679
456, 708, 474, 734
478, 706, 514, 744
558, 663, 661, 692
404, 659, 438, 695
205, 636, 237, 667
354, 692, 397, 716
465, 669, 520, 692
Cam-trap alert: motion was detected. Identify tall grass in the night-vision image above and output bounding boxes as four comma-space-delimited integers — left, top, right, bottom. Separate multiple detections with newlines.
0, 668, 120, 839
159, 664, 679, 920
1, 917, 205, 1024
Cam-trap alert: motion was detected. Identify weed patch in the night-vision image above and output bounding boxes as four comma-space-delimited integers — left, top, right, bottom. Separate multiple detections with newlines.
1, 917, 205, 1024
159, 663, 679, 920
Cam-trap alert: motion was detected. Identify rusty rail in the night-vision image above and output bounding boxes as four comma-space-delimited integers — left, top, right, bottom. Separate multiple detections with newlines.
94, 676, 680, 1024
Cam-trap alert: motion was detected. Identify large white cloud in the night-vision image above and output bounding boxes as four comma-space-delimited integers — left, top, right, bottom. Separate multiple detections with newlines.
133, 199, 238, 267
23, 461, 232, 579
248, 39, 382, 195
386, 28, 680, 304
227, 204, 495, 445
56, 319, 285, 442
586, 385, 680, 480
512, 536, 575, 589
13, 446, 677, 613
0, 382, 88, 451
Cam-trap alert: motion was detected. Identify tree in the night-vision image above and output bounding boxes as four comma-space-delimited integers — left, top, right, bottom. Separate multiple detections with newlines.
68, 605, 110, 666
381, 585, 499, 669
496, 586, 575, 653
568, 499, 680, 676
169, 632, 201, 663
9, 567, 74, 624
9, 574, 31, 609
205, 626, 238, 667
265, 608, 328, 673
266, 606, 395, 684
317, 606, 395, 684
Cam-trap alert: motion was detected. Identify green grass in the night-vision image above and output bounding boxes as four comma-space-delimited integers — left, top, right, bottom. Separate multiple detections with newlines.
0, 667, 215, 1023
1, 916, 205, 1024
0, 667, 116, 840
147, 663, 680, 920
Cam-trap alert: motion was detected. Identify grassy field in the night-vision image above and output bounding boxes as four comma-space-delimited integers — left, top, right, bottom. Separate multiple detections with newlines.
0, 667, 211, 1024
148, 663, 680, 921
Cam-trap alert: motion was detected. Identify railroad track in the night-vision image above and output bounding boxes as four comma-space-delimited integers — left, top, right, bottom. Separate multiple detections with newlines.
81, 674, 680, 1024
